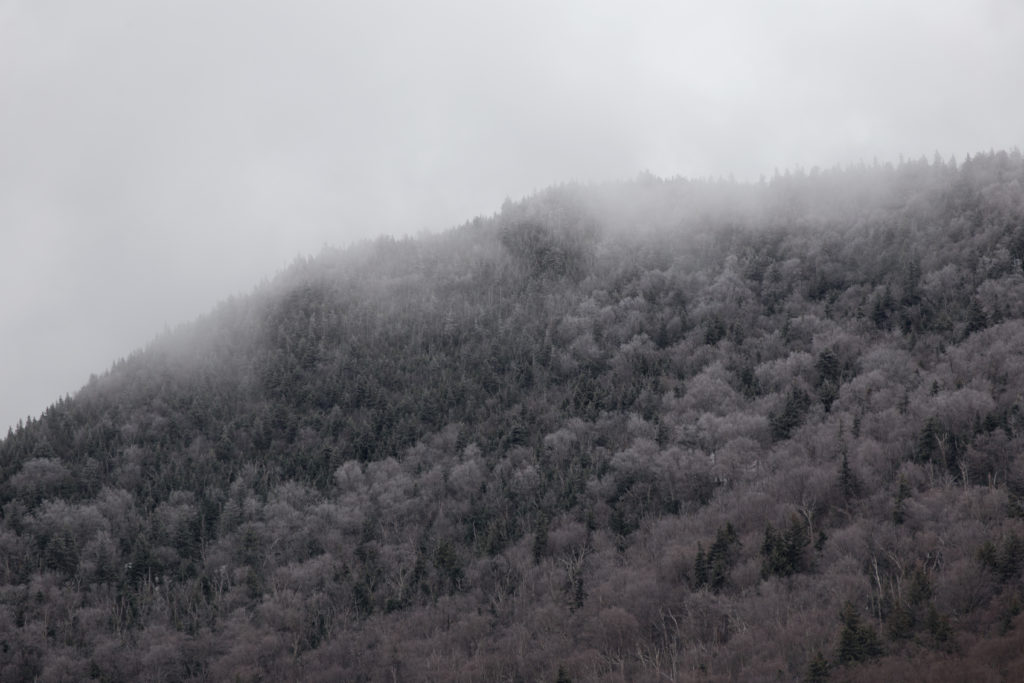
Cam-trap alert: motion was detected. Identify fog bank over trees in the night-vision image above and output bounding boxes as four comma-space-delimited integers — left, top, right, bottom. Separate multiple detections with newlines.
3, 151, 1024, 680
5, 0, 1024, 434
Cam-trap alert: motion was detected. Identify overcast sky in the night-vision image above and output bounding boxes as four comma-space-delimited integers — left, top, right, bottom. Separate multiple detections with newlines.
2, 0, 1023, 431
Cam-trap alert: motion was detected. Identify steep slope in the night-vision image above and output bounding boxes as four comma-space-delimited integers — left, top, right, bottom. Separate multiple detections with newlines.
3, 151, 1024, 681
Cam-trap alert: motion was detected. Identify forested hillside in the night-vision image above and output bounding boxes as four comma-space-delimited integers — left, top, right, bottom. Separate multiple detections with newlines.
4, 151, 1024, 681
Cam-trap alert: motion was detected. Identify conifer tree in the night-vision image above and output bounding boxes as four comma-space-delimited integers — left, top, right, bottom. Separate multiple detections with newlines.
893, 477, 911, 525
693, 543, 709, 589
805, 651, 830, 682
836, 602, 882, 664
838, 452, 858, 500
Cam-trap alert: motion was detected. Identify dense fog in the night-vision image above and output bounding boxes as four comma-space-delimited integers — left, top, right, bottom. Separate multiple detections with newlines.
3, 0, 1024, 430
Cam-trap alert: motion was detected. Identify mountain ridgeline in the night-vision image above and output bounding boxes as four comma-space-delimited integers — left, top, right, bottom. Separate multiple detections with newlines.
4, 151, 1024, 681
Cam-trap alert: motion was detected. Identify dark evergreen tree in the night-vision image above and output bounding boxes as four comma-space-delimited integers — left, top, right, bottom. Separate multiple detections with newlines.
838, 451, 859, 500
761, 516, 811, 578
805, 651, 830, 682
693, 543, 709, 589
533, 513, 550, 564
836, 602, 883, 664
965, 298, 989, 336
893, 477, 911, 525
771, 388, 811, 441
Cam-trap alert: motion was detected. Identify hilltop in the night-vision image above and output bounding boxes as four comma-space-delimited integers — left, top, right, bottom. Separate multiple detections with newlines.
3, 151, 1024, 681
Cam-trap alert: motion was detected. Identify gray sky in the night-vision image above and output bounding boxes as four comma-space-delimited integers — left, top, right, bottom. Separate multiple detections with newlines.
2, 0, 1023, 432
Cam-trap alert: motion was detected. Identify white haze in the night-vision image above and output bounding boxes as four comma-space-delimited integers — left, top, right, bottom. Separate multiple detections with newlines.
1, 0, 1023, 431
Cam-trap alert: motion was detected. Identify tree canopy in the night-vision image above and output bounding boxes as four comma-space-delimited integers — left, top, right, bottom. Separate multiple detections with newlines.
3, 151, 1024, 680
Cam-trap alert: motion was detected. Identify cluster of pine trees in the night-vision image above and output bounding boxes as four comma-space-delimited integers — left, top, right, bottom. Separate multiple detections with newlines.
2, 151, 1024, 680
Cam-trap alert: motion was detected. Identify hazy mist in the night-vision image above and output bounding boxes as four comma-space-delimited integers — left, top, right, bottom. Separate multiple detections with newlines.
2, 0, 1023, 431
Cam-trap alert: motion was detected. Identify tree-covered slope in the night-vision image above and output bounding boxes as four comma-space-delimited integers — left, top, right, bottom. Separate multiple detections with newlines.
3, 151, 1024, 681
